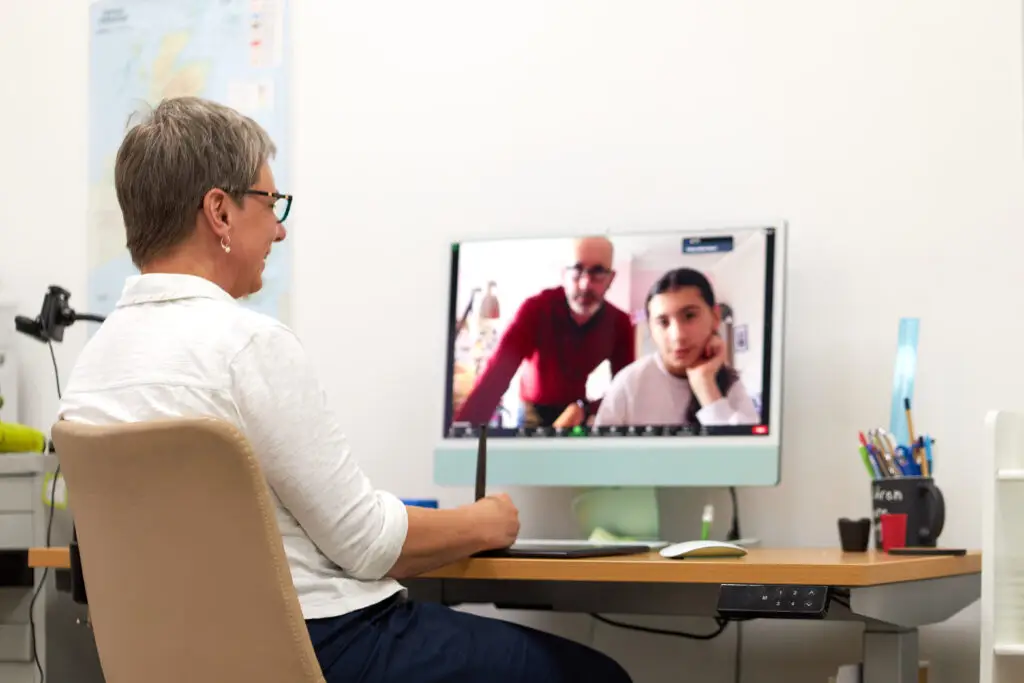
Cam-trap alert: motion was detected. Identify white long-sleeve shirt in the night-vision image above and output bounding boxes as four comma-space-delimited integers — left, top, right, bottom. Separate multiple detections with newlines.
594, 353, 760, 427
57, 273, 408, 619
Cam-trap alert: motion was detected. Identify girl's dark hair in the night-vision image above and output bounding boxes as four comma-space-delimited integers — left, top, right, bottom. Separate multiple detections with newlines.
645, 267, 739, 424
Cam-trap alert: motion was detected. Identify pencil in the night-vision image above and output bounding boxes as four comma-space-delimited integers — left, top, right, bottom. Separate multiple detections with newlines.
904, 398, 917, 446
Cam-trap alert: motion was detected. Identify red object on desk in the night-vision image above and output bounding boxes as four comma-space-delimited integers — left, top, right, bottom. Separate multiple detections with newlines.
881, 513, 908, 551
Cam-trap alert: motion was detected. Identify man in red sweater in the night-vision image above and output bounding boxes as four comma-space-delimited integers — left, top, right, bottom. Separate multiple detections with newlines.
454, 237, 635, 429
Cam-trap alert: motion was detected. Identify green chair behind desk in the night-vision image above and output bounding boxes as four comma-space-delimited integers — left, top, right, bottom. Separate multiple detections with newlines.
51, 417, 325, 683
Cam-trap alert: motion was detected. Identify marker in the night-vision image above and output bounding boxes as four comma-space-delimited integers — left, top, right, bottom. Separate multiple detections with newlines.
701, 504, 713, 540
922, 434, 932, 477
858, 432, 878, 478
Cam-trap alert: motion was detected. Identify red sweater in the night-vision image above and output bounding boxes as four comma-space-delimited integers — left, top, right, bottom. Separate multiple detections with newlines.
455, 287, 635, 424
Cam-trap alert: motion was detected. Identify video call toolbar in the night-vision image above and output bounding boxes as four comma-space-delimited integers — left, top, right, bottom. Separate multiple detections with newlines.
448, 424, 770, 438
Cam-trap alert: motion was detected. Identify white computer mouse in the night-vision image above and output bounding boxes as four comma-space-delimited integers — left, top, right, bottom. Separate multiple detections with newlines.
659, 540, 748, 559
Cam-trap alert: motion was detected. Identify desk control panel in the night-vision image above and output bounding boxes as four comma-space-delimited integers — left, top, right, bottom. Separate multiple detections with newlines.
716, 583, 830, 620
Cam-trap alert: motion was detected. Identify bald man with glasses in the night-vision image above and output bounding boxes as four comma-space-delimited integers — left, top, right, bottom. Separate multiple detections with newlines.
454, 237, 635, 430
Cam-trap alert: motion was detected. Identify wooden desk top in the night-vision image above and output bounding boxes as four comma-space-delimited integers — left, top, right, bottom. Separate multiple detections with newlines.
419, 548, 980, 586
30, 546, 980, 587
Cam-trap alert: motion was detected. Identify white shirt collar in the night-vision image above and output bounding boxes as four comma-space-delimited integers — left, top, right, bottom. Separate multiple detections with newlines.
116, 273, 236, 308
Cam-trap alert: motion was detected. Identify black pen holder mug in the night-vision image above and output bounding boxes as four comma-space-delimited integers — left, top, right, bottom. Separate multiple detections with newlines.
871, 476, 945, 549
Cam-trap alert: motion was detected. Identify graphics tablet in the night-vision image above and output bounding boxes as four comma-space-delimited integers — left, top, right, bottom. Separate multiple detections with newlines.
473, 543, 652, 558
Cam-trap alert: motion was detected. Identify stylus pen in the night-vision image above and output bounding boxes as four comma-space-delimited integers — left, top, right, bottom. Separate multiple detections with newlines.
475, 424, 487, 501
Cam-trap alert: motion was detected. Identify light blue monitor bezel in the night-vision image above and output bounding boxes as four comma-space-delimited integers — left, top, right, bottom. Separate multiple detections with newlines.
434, 223, 787, 487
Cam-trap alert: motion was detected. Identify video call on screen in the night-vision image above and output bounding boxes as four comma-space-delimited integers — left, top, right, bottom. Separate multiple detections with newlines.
444, 227, 777, 439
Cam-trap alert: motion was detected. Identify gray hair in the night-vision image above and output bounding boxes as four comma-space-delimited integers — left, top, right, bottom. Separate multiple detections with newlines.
114, 96, 277, 267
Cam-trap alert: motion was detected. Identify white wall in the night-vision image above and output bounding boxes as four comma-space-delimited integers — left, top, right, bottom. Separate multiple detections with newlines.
4, 1, 1024, 682
0, 0, 90, 438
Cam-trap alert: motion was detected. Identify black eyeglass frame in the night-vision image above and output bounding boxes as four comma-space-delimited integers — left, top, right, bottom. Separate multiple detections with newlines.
244, 189, 293, 224
197, 189, 294, 224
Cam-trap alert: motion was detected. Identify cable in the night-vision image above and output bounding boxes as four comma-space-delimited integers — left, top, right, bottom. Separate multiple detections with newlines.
588, 489, 750, 662
727, 486, 741, 542
590, 613, 732, 640
734, 615, 743, 683
727, 486, 742, 683
48, 340, 61, 400
27, 340, 62, 683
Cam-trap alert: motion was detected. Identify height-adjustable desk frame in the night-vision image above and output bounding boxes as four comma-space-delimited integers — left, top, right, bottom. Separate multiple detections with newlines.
403, 548, 980, 683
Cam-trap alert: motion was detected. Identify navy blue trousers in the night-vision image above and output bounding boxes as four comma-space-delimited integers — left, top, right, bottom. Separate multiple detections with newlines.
306, 593, 631, 683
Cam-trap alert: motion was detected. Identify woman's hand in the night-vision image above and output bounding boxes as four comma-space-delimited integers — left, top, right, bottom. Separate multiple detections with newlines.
685, 335, 726, 407
553, 402, 585, 429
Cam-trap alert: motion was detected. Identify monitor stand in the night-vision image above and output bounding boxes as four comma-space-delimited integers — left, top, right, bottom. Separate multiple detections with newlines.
565, 486, 762, 549
508, 486, 667, 551
571, 486, 663, 544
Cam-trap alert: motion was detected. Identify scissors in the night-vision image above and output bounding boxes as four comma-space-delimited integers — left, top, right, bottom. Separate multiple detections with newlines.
878, 428, 918, 476
868, 429, 899, 477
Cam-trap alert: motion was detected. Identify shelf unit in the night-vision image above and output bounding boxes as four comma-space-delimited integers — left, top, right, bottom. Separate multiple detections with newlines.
0, 454, 53, 683
981, 410, 1024, 682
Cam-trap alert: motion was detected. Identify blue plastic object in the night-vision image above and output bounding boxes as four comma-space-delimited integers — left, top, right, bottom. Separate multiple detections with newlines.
889, 317, 920, 448
401, 498, 439, 508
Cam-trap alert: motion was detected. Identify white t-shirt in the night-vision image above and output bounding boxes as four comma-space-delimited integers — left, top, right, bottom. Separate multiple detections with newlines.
593, 353, 760, 427
57, 273, 408, 619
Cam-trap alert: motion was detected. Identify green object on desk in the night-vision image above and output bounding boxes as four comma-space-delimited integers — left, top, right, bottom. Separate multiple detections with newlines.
700, 504, 713, 540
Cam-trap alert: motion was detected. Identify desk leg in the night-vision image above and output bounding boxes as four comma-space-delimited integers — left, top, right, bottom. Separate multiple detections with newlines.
862, 626, 918, 683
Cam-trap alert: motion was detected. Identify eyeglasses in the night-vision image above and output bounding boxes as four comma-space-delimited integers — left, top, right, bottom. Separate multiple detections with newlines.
566, 263, 613, 282
245, 190, 293, 224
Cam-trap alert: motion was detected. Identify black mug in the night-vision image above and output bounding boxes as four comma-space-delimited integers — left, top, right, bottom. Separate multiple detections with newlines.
871, 476, 945, 549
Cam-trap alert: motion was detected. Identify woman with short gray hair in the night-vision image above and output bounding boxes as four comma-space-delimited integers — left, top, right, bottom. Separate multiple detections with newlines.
58, 96, 631, 683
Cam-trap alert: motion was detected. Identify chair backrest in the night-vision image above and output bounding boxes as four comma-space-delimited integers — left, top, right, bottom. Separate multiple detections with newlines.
51, 417, 325, 683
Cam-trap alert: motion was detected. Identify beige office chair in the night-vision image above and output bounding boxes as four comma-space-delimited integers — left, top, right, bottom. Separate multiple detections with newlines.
50, 417, 326, 683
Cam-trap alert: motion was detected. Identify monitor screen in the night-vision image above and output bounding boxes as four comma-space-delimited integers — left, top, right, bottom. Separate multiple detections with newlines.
436, 225, 786, 487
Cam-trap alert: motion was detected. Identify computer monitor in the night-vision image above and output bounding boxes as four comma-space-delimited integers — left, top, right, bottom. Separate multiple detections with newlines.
435, 224, 787, 487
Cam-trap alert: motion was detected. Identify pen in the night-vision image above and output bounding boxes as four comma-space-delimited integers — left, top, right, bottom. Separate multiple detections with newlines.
868, 444, 886, 478
701, 504, 713, 540
924, 435, 934, 473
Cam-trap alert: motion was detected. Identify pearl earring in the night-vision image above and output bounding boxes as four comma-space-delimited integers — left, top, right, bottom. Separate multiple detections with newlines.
221, 236, 231, 254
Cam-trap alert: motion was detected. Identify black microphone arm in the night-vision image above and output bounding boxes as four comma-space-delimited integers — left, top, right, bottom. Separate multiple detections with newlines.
14, 285, 106, 343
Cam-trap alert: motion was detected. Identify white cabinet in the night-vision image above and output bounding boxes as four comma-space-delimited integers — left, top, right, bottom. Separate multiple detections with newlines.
0, 455, 53, 683
981, 410, 1024, 682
